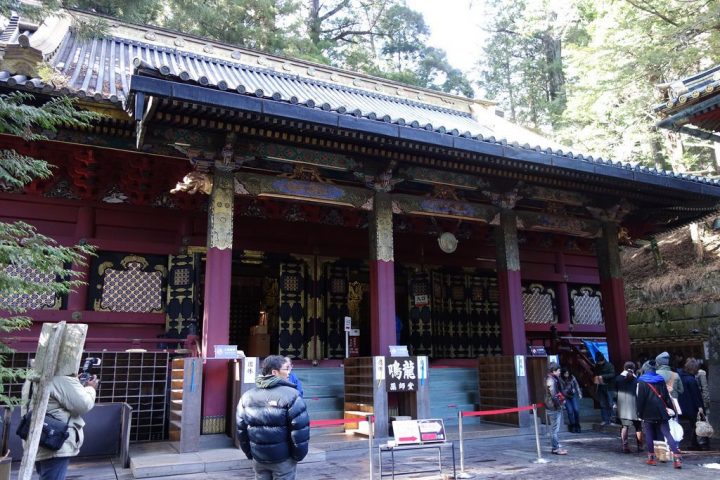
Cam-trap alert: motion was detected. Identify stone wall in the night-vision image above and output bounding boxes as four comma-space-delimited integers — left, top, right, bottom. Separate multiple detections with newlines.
627, 302, 719, 340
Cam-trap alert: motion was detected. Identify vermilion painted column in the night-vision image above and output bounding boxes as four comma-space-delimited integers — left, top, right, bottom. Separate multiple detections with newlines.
369, 192, 396, 355
67, 206, 94, 312
494, 210, 531, 427
555, 252, 571, 326
201, 168, 234, 434
597, 222, 631, 368
495, 211, 526, 355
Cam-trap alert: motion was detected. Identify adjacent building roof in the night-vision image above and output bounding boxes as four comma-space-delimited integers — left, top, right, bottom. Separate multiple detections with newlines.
654, 64, 720, 142
2, 10, 720, 200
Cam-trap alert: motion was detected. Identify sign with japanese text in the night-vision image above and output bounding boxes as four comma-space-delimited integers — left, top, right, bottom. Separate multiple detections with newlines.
243, 357, 257, 383
214, 345, 238, 359
385, 356, 418, 392
348, 329, 360, 357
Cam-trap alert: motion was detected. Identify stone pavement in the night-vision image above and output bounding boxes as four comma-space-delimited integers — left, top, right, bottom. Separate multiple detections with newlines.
10, 429, 720, 479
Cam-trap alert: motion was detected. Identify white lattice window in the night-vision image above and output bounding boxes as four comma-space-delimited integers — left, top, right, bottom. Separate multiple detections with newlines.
571, 287, 604, 325
522, 284, 557, 324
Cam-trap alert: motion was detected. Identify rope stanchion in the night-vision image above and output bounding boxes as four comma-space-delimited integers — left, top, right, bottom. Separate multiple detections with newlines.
531, 404, 549, 464
457, 409, 473, 478
367, 414, 374, 480
456, 403, 541, 476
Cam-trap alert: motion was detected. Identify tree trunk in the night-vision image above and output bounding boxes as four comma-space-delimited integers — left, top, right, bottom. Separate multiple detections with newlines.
690, 222, 704, 262
308, 0, 321, 45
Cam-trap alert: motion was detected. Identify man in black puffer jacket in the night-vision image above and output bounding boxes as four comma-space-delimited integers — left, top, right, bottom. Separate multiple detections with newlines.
237, 355, 310, 479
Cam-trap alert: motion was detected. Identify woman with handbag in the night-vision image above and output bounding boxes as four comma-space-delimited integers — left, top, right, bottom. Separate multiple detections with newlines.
20, 373, 98, 480
636, 360, 682, 469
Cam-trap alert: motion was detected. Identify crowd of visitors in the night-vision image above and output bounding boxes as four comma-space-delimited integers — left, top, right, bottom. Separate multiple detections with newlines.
546, 349, 712, 470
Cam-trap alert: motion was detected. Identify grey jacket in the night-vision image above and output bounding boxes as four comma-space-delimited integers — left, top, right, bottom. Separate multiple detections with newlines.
21, 375, 97, 460
656, 365, 683, 399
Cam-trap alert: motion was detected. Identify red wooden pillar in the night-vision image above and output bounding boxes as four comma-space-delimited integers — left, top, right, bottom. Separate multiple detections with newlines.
597, 222, 631, 368
67, 206, 94, 312
494, 210, 531, 427
555, 252, 571, 326
201, 168, 234, 434
369, 192, 396, 355
495, 211, 525, 355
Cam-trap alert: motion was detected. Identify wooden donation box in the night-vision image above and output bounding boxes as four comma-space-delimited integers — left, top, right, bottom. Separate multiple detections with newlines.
247, 324, 269, 357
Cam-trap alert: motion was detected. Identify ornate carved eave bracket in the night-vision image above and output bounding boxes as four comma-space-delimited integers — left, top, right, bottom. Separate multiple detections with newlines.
392, 193, 498, 223
481, 183, 523, 210
354, 162, 403, 192
234, 171, 371, 209
171, 133, 252, 173
586, 199, 635, 223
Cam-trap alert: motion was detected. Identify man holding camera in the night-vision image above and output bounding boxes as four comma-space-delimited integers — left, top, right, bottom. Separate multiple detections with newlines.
20, 365, 99, 480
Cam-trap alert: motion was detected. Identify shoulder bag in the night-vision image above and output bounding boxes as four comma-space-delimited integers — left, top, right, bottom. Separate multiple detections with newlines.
15, 382, 70, 451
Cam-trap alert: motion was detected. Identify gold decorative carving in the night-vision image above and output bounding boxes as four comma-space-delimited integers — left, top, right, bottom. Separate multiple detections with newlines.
208, 171, 234, 250
370, 192, 394, 262
431, 185, 460, 201
281, 164, 329, 183
171, 171, 213, 195
348, 281, 367, 320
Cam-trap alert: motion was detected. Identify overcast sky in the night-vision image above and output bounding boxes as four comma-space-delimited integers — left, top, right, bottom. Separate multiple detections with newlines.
405, 0, 485, 78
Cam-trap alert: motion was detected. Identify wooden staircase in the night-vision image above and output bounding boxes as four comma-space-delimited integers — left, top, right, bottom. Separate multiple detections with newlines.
168, 357, 202, 452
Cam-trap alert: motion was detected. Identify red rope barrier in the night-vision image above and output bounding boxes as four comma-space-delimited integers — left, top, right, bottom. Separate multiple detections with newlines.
460, 404, 537, 418
310, 417, 374, 428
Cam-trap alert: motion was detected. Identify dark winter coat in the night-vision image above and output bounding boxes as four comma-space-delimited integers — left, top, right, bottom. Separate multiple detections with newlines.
544, 374, 564, 411
677, 368, 704, 420
236, 375, 310, 464
615, 372, 639, 421
636, 372, 674, 423
593, 361, 615, 390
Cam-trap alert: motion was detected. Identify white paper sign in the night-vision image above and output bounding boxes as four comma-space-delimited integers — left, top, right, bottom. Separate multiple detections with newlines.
417, 356, 428, 380
515, 355, 526, 377
344, 316, 352, 332
243, 357, 258, 383
374, 356, 385, 381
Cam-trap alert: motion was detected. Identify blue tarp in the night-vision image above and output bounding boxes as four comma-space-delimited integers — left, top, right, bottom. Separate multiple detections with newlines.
583, 340, 609, 363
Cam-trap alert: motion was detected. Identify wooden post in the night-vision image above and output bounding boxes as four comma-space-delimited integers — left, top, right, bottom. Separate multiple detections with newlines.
18, 322, 67, 480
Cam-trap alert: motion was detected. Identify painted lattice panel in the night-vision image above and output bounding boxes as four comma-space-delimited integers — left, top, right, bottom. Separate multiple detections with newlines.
101, 261, 163, 312
278, 261, 306, 358
467, 274, 501, 357
0, 264, 60, 310
89, 253, 167, 313
570, 286, 603, 325
522, 283, 557, 324
324, 262, 349, 358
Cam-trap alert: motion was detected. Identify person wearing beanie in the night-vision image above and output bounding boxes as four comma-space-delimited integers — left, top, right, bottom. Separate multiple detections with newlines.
655, 352, 683, 400
636, 360, 682, 468
544, 362, 568, 455
593, 352, 616, 425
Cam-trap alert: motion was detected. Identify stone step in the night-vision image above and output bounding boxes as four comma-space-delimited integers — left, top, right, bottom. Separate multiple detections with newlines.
130, 443, 326, 478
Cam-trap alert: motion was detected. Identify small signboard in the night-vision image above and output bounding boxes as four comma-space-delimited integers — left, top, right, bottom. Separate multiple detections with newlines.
391, 419, 446, 445
243, 357, 257, 383
515, 354, 526, 377
389, 345, 409, 357
214, 345, 238, 359
414, 294, 428, 307
348, 329, 360, 357
386, 356, 418, 392
392, 420, 421, 445
374, 356, 386, 381
417, 419, 446, 443
527, 345, 547, 356
344, 316, 352, 332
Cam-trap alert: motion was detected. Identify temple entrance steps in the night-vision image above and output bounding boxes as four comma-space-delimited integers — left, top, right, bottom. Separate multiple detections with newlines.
293, 366, 345, 433
429, 367, 480, 426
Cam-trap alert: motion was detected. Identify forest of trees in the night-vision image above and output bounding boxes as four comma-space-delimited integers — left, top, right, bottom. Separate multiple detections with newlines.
60, 0, 720, 174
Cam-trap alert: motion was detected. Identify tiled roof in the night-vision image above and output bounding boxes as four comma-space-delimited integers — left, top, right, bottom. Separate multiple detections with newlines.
654, 64, 720, 115
1, 13, 720, 193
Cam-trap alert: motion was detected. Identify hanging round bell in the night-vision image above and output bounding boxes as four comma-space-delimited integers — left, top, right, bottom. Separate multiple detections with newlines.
438, 232, 458, 253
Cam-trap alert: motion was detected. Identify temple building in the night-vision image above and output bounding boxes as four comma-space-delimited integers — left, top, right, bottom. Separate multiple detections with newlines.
3, 10, 720, 438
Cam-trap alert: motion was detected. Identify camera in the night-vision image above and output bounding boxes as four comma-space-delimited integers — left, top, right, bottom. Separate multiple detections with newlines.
79, 357, 101, 386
